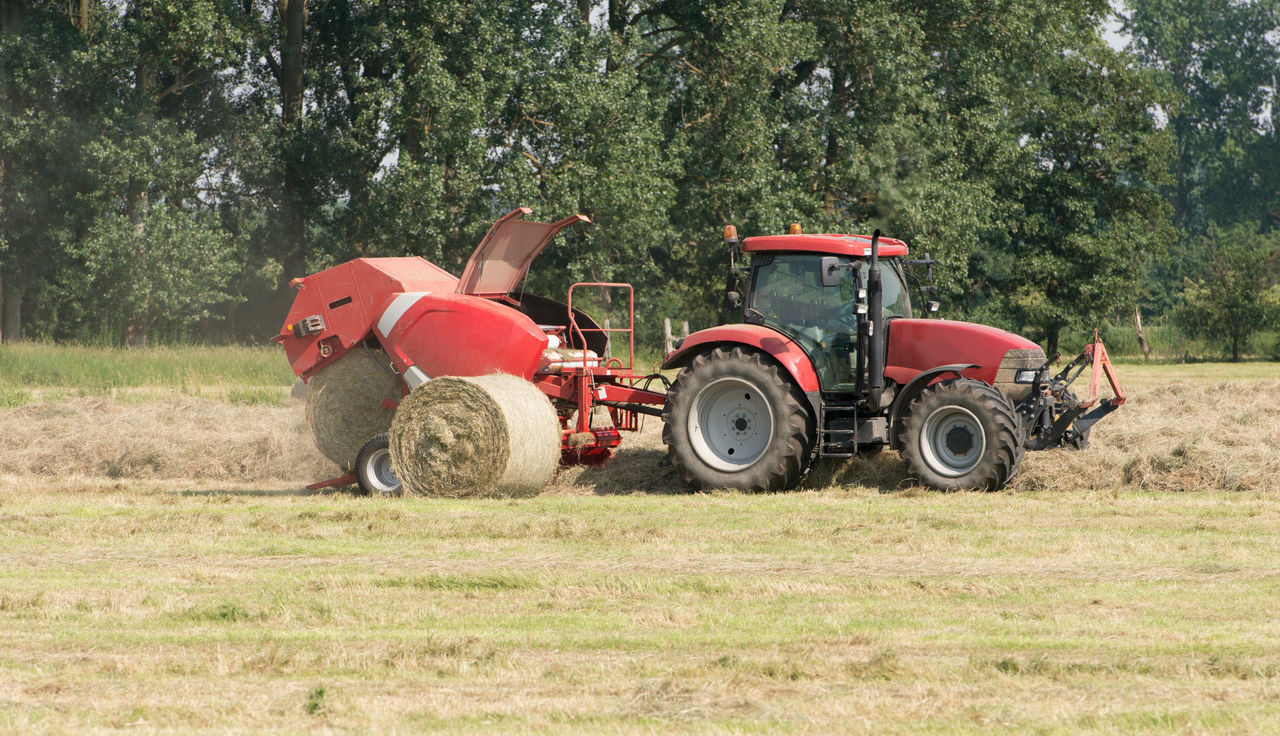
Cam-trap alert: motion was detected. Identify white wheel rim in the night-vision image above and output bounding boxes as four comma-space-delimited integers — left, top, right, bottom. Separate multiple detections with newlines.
920, 406, 985, 477
364, 447, 400, 494
687, 377, 774, 472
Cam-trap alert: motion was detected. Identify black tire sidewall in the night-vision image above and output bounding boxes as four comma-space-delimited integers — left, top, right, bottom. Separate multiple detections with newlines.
663, 348, 812, 491
355, 433, 400, 496
900, 379, 1017, 491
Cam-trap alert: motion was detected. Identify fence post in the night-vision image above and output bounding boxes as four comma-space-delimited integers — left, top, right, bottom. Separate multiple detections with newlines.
663, 317, 673, 355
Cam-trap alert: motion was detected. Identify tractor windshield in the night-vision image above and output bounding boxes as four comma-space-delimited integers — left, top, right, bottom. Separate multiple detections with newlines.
749, 254, 911, 391
856, 261, 911, 318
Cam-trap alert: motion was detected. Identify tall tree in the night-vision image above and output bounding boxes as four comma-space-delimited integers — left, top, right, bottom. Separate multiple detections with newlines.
1125, 0, 1280, 231
987, 40, 1173, 356
1176, 222, 1280, 361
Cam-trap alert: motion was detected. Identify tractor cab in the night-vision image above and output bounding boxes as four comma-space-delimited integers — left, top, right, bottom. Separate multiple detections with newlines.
744, 252, 913, 392
736, 231, 913, 393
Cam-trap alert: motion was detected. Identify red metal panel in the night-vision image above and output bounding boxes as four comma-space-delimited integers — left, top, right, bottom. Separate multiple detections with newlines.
884, 319, 1041, 386
278, 257, 459, 377
661, 323, 821, 393
741, 233, 909, 257
380, 292, 548, 380
457, 208, 591, 297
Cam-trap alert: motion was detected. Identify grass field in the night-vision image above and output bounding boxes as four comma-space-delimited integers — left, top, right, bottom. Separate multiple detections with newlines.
1, 345, 1279, 733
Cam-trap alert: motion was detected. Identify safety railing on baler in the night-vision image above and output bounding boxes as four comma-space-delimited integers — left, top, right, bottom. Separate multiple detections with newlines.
562, 282, 670, 436
566, 282, 636, 373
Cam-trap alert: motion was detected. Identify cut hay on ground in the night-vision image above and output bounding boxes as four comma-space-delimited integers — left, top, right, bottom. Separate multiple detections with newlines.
1, 366, 1275, 495
0, 394, 332, 482
389, 374, 561, 498
1009, 379, 1280, 493
795, 377, 1280, 494
305, 349, 402, 471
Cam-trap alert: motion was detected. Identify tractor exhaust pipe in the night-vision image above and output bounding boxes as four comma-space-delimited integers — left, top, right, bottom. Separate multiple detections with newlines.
867, 229, 884, 411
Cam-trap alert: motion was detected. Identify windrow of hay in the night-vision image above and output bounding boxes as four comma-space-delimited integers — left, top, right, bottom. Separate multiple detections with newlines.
1009, 379, 1280, 493
305, 349, 402, 471
389, 374, 561, 498
0, 394, 333, 482
784, 376, 1280, 495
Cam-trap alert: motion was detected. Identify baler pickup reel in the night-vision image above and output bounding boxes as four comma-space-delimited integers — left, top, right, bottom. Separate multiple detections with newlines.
1023, 331, 1126, 451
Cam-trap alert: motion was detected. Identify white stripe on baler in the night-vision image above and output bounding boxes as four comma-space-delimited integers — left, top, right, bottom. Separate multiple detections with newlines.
404, 366, 430, 390
377, 291, 431, 337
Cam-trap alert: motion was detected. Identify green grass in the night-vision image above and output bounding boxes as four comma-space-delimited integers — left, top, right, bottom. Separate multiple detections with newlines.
0, 349, 1277, 732
4, 485, 1280, 733
0, 342, 293, 391
0, 342, 294, 407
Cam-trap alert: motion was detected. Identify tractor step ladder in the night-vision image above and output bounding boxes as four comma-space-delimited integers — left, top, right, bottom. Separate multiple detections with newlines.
818, 401, 858, 458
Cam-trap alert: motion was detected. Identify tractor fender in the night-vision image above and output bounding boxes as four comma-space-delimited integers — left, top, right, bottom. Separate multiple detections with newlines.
662, 324, 821, 394
887, 363, 980, 449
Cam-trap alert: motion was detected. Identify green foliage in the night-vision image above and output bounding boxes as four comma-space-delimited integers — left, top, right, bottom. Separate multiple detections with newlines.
75, 207, 241, 341
0, 0, 1273, 359
1174, 222, 1280, 361
304, 686, 326, 716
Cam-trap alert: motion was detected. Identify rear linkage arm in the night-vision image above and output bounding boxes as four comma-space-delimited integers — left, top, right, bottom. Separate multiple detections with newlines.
1022, 331, 1127, 451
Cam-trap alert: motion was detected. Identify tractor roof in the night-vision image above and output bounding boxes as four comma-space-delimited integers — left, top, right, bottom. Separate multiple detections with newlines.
457, 207, 591, 297
741, 233, 909, 258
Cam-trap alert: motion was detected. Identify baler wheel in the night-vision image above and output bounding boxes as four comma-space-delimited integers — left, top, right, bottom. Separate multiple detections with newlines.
355, 433, 401, 496
663, 347, 814, 492
899, 378, 1024, 491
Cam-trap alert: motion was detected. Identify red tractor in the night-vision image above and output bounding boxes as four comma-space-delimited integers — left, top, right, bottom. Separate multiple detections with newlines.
661, 224, 1124, 492
277, 209, 1123, 495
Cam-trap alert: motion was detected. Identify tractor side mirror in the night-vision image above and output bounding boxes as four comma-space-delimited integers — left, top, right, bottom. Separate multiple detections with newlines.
820, 256, 841, 287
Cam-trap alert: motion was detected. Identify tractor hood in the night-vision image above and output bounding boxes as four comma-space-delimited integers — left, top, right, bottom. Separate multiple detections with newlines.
457, 207, 590, 297
884, 318, 1043, 388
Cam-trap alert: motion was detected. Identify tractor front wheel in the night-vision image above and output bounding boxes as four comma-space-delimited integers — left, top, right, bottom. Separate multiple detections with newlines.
662, 347, 814, 492
899, 379, 1024, 491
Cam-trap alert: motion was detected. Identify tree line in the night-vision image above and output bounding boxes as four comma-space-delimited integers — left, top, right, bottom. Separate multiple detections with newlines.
1, 0, 1278, 358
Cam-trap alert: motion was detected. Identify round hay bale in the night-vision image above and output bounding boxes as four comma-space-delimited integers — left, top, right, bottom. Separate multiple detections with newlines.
305, 349, 402, 471
389, 374, 561, 498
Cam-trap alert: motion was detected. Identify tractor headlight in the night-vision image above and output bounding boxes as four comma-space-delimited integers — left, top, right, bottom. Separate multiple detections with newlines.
1014, 369, 1042, 384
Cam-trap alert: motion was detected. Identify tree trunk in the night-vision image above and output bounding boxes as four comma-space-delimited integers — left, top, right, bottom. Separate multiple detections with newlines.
1232, 332, 1240, 362
277, 0, 308, 290
1, 271, 20, 343
1045, 328, 1060, 361
67, 0, 87, 30
2, 0, 24, 31
123, 318, 148, 348
125, 47, 154, 347
1134, 307, 1151, 360
1, 3, 21, 344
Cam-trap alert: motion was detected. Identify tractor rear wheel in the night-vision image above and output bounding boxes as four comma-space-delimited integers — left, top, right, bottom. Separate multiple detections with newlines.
662, 347, 814, 492
899, 378, 1024, 491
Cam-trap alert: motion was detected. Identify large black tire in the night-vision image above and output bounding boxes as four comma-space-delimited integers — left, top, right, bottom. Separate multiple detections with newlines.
662, 347, 815, 492
899, 378, 1024, 491
355, 433, 401, 496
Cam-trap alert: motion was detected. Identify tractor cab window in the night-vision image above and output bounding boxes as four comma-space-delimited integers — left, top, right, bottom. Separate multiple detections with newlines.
855, 261, 912, 319
749, 254, 859, 389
